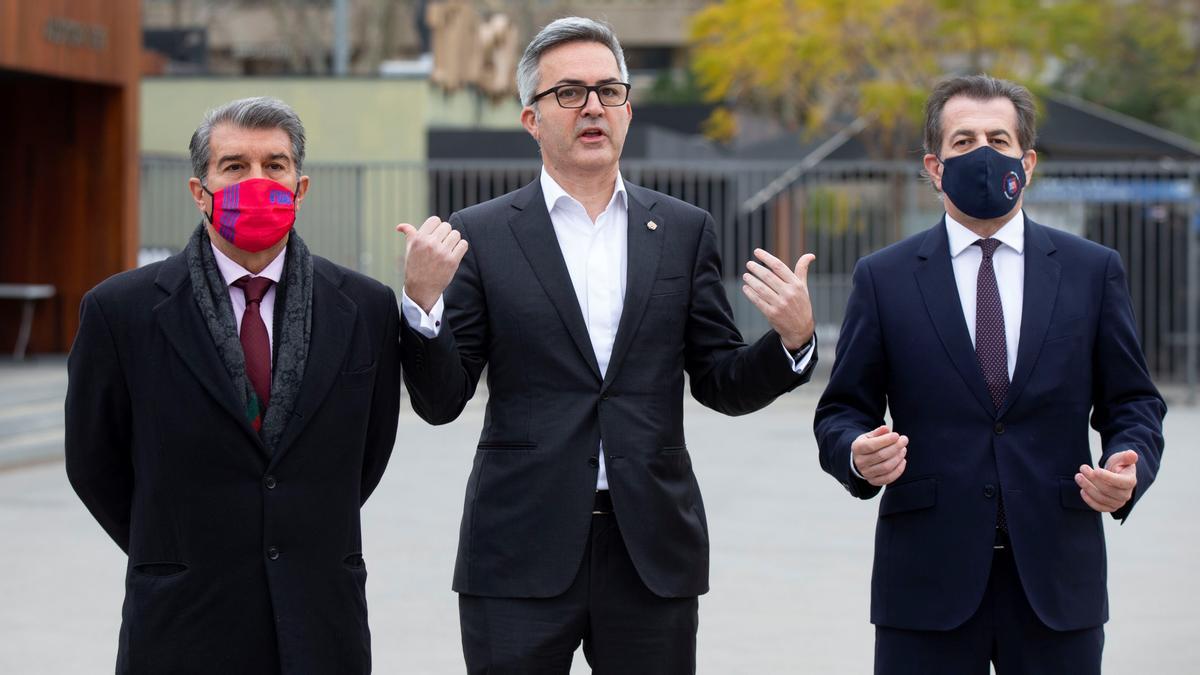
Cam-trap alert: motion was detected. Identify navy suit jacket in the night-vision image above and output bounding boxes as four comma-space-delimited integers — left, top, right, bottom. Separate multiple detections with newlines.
814, 215, 1165, 632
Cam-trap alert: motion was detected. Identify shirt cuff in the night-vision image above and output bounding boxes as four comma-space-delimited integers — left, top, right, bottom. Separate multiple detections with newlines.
850, 446, 866, 480
400, 291, 444, 338
780, 333, 817, 374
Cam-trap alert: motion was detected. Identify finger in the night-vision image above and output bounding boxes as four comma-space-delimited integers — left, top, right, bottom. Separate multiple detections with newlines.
742, 270, 779, 303
858, 439, 907, 471
793, 253, 816, 285
873, 458, 907, 486
1105, 450, 1139, 472
451, 238, 469, 262
741, 285, 772, 315
863, 446, 907, 479
432, 219, 453, 242
1075, 473, 1123, 509
1089, 467, 1136, 491
417, 215, 441, 235
754, 248, 797, 284
443, 229, 463, 250
1079, 489, 1114, 513
745, 260, 788, 294
396, 222, 416, 236
855, 432, 901, 457
867, 425, 891, 438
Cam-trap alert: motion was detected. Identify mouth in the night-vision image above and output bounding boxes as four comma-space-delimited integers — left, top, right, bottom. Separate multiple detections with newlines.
578, 128, 607, 142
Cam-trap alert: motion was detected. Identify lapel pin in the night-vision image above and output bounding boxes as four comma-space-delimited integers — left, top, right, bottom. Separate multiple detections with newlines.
646, 220, 658, 231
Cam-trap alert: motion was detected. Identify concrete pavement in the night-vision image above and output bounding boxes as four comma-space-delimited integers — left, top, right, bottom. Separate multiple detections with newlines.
0, 362, 1196, 673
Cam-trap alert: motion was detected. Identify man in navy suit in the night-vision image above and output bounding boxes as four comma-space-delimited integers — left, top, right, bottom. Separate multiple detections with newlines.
814, 74, 1166, 674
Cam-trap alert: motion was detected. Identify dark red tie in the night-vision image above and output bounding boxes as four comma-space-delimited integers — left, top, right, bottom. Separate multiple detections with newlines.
974, 238, 1009, 532
232, 275, 274, 420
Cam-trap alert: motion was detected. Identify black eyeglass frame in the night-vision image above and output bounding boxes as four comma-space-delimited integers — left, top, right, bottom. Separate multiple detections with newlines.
530, 82, 632, 108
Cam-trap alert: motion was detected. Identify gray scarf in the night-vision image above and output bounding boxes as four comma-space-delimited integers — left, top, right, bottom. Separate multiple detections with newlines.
185, 223, 313, 454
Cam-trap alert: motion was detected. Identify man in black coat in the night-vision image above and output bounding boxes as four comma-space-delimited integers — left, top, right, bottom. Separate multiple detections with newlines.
396, 17, 819, 674
65, 96, 401, 673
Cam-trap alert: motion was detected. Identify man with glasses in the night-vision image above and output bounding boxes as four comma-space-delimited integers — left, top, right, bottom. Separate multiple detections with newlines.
397, 16, 819, 674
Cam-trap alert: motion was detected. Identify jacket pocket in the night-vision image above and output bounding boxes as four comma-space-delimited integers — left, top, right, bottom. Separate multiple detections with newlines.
476, 441, 537, 453
340, 362, 377, 390
1059, 477, 1092, 510
879, 477, 937, 517
130, 561, 189, 578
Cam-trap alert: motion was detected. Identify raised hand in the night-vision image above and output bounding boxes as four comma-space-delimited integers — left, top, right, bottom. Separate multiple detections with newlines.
852, 425, 909, 487
1075, 450, 1139, 513
396, 216, 468, 313
742, 249, 816, 351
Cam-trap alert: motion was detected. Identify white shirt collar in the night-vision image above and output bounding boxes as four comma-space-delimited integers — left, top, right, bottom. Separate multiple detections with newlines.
540, 166, 628, 217
945, 209, 1025, 258
209, 238, 287, 287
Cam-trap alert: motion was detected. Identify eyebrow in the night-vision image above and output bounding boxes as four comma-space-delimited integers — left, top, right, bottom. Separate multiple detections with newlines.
950, 128, 1012, 139
217, 152, 291, 166
553, 77, 621, 86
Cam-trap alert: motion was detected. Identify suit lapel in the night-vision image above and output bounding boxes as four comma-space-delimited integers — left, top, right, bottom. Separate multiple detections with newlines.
1000, 219, 1060, 417
269, 267, 357, 467
153, 254, 266, 451
506, 180, 603, 381
602, 185, 665, 390
913, 221, 997, 416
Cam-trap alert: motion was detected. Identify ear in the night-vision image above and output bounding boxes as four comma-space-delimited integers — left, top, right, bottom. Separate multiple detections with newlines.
294, 175, 310, 210
188, 177, 210, 218
922, 154, 944, 191
520, 105, 539, 143
1021, 149, 1037, 187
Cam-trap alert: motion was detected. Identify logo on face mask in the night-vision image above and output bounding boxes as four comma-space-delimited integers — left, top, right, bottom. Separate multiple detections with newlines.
939, 145, 1027, 220
203, 177, 298, 253
1003, 171, 1021, 200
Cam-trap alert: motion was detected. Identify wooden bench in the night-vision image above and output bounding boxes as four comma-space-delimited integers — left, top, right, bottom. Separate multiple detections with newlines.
0, 284, 57, 359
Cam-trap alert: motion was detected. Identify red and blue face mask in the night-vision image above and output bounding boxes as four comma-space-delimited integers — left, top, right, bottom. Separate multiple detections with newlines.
202, 177, 298, 253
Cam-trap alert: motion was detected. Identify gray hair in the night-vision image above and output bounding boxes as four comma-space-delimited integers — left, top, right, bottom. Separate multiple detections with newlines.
517, 16, 629, 107
923, 74, 1037, 156
189, 96, 307, 182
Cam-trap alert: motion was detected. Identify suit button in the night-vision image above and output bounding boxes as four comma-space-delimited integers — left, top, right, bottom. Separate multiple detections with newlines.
264, 475, 277, 490
267, 546, 280, 560
994, 423, 1005, 435
588, 456, 599, 467
601, 393, 610, 401
983, 485, 996, 499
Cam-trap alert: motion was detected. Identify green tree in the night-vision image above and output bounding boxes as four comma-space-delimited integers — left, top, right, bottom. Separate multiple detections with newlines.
688, 0, 1200, 153
1055, 0, 1200, 142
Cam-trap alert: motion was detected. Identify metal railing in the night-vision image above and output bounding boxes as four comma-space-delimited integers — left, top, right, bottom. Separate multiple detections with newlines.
140, 156, 1199, 393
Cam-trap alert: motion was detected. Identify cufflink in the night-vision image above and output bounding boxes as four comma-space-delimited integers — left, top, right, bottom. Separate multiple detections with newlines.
646, 220, 658, 231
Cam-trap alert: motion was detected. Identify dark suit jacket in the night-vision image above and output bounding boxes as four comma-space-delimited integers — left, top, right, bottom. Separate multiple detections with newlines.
814, 216, 1165, 632
65, 248, 401, 674
401, 179, 814, 599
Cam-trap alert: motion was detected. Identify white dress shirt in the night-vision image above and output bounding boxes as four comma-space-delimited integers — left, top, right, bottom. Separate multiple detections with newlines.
851, 210, 1025, 480
403, 167, 814, 490
945, 210, 1024, 380
210, 241, 287, 367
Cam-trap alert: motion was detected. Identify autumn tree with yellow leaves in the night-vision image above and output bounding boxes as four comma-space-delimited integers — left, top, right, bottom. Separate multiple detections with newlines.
688, 0, 1199, 155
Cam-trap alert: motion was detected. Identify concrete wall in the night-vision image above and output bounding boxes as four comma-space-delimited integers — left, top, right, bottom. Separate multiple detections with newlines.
141, 76, 432, 161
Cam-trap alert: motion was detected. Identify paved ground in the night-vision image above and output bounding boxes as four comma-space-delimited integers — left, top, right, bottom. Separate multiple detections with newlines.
0, 360, 1196, 673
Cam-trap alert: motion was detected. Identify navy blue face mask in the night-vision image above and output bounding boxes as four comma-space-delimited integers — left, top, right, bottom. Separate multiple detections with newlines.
939, 145, 1027, 220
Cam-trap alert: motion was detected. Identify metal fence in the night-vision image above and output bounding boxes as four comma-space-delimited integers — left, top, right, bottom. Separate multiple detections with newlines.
141, 156, 1199, 392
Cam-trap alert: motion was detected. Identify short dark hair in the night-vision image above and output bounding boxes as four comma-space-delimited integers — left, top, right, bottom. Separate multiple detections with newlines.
923, 74, 1037, 156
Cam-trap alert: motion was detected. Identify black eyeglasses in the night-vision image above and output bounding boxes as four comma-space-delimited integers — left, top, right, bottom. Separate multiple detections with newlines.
530, 82, 631, 108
